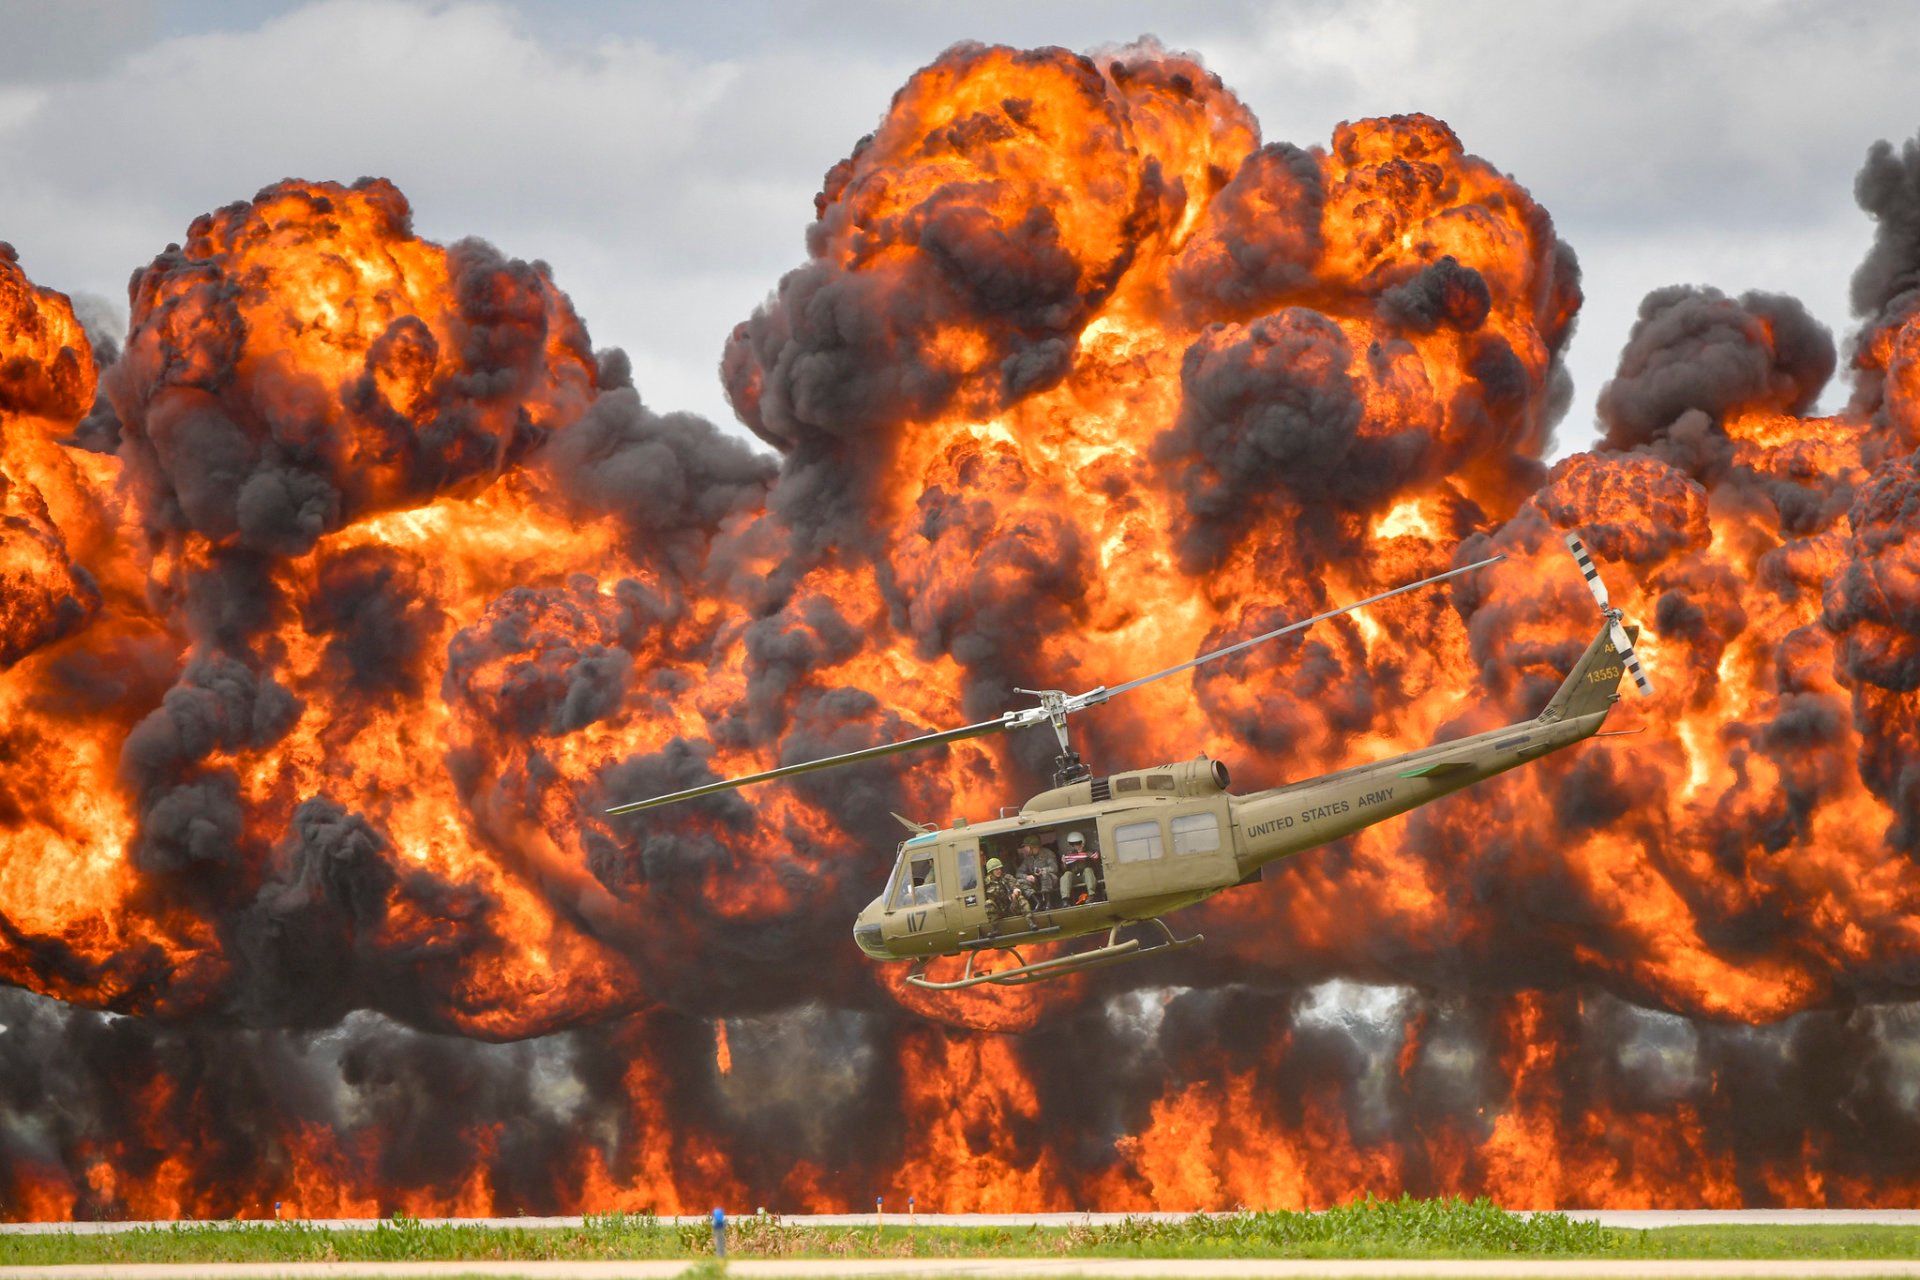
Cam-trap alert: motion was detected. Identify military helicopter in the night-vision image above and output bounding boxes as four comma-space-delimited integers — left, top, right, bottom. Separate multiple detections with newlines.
609, 534, 1650, 990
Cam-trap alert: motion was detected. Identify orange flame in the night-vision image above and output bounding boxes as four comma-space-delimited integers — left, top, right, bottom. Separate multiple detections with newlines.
5, 42, 1920, 1217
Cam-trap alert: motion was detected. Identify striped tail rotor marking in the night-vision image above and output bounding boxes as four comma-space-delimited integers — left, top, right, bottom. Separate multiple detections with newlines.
1612, 622, 1655, 696
1565, 531, 1654, 697
1564, 532, 1608, 609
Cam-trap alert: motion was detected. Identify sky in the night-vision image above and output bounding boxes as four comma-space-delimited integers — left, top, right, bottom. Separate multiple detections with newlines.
2, 0, 1915, 458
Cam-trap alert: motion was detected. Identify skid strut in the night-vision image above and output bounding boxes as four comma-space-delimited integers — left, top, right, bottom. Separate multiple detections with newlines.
904, 919, 1202, 990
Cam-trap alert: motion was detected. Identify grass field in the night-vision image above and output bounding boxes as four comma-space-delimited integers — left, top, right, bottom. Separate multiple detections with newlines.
3, 1197, 1920, 1265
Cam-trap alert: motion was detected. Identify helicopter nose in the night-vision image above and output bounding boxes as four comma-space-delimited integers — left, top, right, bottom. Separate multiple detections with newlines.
852, 898, 887, 958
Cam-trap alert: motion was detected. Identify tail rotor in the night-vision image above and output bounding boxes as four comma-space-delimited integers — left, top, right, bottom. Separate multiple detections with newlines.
1563, 533, 1653, 695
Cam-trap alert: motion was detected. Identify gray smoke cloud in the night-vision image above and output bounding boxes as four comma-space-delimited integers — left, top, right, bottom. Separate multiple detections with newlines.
1597, 284, 1835, 465
7, 980, 1919, 1215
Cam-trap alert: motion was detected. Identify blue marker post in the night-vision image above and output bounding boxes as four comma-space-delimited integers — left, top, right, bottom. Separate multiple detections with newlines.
711, 1207, 727, 1259
908, 1194, 915, 1228
875, 1195, 883, 1231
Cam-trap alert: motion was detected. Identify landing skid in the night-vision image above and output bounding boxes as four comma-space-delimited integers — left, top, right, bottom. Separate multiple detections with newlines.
904, 919, 1202, 990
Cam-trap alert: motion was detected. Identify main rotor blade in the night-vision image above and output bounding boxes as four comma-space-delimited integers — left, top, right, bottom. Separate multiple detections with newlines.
611, 553, 1505, 816
606, 716, 1011, 815
1099, 554, 1505, 703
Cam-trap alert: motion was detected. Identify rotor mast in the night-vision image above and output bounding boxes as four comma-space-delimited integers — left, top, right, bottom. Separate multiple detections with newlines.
1013, 686, 1095, 786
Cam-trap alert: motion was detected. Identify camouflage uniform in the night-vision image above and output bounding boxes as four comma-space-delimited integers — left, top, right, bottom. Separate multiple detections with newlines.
1017, 841, 1060, 908
985, 867, 1029, 919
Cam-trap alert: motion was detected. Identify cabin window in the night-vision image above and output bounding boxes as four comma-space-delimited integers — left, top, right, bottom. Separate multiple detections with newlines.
957, 846, 980, 893
1114, 820, 1164, 863
893, 849, 938, 908
1115, 777, 1141, 793
1171, 812, 1221, 855
911, 851, 939, 905
1147, 776, 1176, 792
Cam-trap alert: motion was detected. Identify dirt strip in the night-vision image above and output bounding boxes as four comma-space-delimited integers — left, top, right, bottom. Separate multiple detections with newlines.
9, 1212, 1920, 1235
7, 1261, 1920, 1279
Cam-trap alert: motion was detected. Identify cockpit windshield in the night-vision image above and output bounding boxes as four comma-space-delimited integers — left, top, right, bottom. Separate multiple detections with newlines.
886, 848, 910, 908
889, 844, 939, 909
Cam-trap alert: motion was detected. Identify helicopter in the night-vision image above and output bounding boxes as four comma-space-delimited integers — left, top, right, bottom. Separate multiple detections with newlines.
609, 534, 1651, 990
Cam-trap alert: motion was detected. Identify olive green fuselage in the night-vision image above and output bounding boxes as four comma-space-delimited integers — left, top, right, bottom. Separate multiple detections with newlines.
852, 621, 1630, 968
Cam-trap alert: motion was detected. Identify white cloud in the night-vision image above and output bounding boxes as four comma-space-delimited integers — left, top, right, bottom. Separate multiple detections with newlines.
0, 0, 904, 434
0, 86, 48, 133
0, 0, 159, 81
1204, 0, 1919, 450
0, 0, 1910, 452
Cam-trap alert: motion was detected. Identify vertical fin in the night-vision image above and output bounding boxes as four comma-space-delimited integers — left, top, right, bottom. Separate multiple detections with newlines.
1538, 623, 1637, 723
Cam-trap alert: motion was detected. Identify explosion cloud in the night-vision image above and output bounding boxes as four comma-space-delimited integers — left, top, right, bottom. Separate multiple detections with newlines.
4, 39, 1920, 1215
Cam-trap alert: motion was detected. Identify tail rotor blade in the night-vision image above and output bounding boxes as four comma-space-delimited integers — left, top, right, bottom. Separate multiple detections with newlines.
1564, 533, 1609, 610
1610, 619, 1654, 696
1567, 531, 1651, 695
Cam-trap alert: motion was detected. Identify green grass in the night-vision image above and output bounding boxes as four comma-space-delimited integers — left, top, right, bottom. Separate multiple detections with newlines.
1610, 1224, 1920, 1260
1, 1198, 1918, 1265
1045, 1197, 1612, 1257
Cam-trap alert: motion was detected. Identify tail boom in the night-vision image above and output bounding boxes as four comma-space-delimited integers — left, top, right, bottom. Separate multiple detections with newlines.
1227, 620, 1634, 873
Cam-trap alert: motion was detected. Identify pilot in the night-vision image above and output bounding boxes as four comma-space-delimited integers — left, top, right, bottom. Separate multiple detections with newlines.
1061, 830, 1101, 903
984, 856, 1029, 919
1016, 834, 1060, 909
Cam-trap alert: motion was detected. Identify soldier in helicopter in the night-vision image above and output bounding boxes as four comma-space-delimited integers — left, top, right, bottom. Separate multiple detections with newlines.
1061, 829, 1102, 903
1016, 833, 1061, 908
984, 856, 1031, 920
